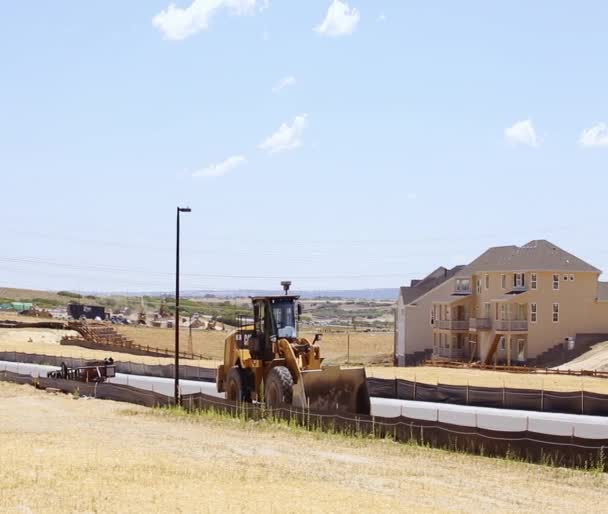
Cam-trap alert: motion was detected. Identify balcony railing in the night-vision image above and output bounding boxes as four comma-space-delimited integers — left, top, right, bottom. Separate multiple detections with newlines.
469, 318, 492, 330
495, 320, 528, 332
434, 320, 470, 330
433, 348, 465, 359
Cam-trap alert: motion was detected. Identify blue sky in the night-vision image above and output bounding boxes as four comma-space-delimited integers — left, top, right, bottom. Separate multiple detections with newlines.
1, 1, 607, 293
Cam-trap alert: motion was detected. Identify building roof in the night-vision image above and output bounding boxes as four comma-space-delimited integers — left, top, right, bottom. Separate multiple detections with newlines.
399, 265, 465, 306
490, 290, 531, 303
598, 282, 608, 301
432, 293, 472, 305
456, 240, 601, 274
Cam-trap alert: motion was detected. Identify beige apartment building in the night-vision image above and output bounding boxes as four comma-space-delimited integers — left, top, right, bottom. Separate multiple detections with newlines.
394, 240, 608, 366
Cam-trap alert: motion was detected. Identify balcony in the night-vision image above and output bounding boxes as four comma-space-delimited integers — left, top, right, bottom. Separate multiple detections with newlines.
495, 320, 528, 332
434, 320, 470, 330
433, 348, 465, 360
469, 318, 492, 330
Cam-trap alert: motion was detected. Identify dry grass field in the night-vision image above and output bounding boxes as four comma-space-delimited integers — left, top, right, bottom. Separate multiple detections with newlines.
116, 325, 393, 366
1, 381, 607, 513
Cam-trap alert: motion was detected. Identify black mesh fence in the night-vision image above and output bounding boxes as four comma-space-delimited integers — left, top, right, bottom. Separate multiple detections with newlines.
367, 377, 608, 416
1, 370, 606, 471
4, 351, 608, 416
0, 351, 215, 382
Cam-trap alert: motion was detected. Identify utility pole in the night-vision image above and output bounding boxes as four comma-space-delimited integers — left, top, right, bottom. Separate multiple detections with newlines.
175, 206, 191, 405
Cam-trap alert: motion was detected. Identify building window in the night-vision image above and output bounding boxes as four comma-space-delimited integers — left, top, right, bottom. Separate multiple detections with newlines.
495, 303, 499, 321
500, 336, 506, 350
531, 273, 537, 290
514, 273, 525, 288
501, 274, 506, 289
485, 274, 490, 290
484, 302, 491, 319
530, 303, 538, 323
563, 275, 568, 281
500, 304, 507, 321
430, 308, 434, 326
456, 279, 471, 293
553, 303, 560, 323
476, 279, 482, 294
553, 274, 560, 290
517, 339, 526, 361
570, 274, 575, 281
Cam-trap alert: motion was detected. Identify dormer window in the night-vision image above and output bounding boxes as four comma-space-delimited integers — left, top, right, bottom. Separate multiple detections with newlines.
455, 279, 471, 293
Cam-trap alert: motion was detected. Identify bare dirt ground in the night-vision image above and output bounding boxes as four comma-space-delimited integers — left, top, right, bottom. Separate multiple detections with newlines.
369, 365, 608, 394
3, 324, 608, 393
556, 341, 608, 372
1, 381, 607, 514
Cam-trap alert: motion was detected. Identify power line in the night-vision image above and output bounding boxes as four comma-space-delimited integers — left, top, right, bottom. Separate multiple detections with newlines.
0, 256, 423, 280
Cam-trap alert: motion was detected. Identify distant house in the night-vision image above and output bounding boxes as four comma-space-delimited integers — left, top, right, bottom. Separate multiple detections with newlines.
395, 240, 608, 366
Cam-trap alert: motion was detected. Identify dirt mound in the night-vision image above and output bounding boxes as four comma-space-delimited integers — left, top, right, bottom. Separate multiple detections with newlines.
556, 340, 608, 371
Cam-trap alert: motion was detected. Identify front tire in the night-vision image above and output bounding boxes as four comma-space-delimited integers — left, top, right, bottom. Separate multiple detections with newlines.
264, 366, 294, 408
225, 367, 253, 402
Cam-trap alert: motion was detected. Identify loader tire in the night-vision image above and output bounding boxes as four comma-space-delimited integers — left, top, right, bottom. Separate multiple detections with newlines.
265, 366, 293, 408
225, 367, 253, 403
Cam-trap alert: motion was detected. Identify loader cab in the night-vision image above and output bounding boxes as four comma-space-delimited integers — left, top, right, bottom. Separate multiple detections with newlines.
249, 295, 300, 360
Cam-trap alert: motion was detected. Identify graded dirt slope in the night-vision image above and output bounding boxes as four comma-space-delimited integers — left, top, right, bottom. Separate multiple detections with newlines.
556, 341, 608, 372
1, 382, 607, 513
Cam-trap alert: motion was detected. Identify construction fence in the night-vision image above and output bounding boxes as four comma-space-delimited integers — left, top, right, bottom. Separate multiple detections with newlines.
1, 369, 606, 471
367, 378, 608, 417
3, 350, 608, 416
0, 351, 216, 382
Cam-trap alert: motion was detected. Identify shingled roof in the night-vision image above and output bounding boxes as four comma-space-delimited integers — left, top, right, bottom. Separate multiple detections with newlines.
399, 265, 465, 306
456, 240, 600, 274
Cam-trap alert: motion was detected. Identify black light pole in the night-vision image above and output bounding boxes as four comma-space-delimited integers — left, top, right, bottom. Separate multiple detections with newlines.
175, 206, 191, 405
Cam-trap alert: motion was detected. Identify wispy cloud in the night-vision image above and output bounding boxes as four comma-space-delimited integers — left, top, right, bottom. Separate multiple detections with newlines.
153, 0, 267, 41
504, 119, 539, 147
579, 123, 608, 148
192, 155, 247, 178
315, 0, 360, 37
272, 75, 296, 93
259, 114, 308, 154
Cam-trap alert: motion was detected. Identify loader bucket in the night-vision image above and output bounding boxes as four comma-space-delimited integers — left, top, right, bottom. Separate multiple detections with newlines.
292, 366, 370, 415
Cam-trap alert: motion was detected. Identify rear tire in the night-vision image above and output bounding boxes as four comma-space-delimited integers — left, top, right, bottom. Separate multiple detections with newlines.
225, 367, 253, 402
265, 366, 293, 408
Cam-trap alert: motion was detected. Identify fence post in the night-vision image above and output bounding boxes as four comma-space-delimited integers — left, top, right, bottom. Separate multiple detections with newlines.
541, 385, 544, 412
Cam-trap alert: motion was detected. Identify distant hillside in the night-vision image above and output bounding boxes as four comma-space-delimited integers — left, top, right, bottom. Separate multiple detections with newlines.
183, 289, 400, 301
93, 288, 399, 301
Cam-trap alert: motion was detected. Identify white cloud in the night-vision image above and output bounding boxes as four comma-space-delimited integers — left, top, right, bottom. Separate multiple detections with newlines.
315, 0, 360, 37
192, 155, 247, 178
504, 119, 539, 147
153, 0, 266, 41
579, 123, 608, 148
272, 75, 296, 93
259, 114, 308, 154
377, 12, 386, 22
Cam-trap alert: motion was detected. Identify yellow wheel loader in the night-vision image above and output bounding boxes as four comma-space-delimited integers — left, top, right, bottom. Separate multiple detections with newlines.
216, 284, 370, 415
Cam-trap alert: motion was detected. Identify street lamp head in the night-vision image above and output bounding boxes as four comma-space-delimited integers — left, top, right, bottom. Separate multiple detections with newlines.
178, 207, 192, 213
